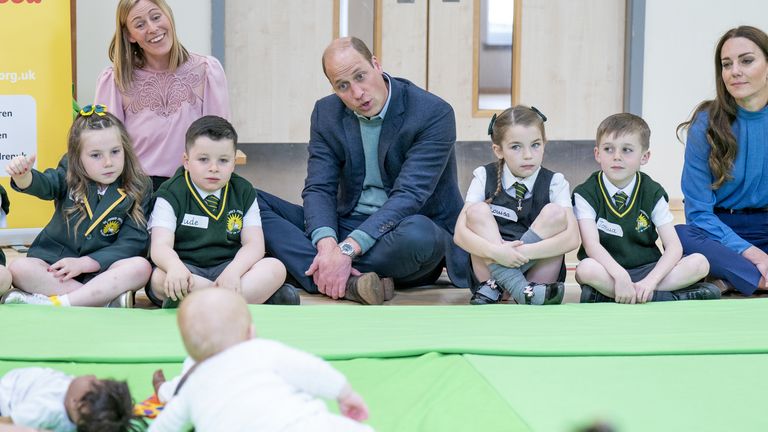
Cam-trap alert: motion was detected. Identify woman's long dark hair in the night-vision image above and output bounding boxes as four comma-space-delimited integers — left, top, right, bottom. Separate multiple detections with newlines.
677, 26, 768, 189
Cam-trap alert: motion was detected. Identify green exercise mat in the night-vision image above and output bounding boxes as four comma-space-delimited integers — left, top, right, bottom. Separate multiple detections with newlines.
2, 299, 768, 362
2, 299, 768, 431
0, 353, 531, 432
465, 353, 768, 432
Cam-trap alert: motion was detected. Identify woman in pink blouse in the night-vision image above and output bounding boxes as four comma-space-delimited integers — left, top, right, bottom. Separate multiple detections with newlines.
95, 0, 231, 191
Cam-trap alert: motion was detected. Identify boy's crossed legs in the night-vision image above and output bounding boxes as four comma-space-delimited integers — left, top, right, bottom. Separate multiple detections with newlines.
149, 257, 289, 306
575, 254, 713, 303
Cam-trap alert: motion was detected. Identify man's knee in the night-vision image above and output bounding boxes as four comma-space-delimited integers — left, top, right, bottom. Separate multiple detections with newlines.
255, 188, 274, 211
395, 215, 444, 258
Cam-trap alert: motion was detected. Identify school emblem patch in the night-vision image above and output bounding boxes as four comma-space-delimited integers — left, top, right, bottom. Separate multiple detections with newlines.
226, 210, 244, 235
101, 217, 123, 236
635, 210, 651, 233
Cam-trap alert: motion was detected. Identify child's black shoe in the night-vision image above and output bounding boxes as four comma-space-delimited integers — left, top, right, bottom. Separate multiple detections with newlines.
522, 282, 564, 305
265, 283, 301, 305
469, 279, 501, 305
671, 282, 721, 301
579, 284, 613, 303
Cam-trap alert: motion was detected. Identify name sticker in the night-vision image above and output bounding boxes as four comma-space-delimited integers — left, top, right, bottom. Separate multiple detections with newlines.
182, 214, 209, 229
596, 218, 623, 237
489, 204, 518, 222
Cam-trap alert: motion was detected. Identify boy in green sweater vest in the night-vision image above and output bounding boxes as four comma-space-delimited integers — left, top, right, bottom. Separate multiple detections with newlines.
147, 116, 298, 307
572, 113, 719, 303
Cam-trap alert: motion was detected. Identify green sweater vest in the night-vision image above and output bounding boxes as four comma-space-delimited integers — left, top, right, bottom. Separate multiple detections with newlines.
156, 168, 257, 268
574, 171, 667, 269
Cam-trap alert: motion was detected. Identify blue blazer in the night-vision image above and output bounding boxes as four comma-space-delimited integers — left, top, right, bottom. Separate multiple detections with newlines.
302, 76, 469, 287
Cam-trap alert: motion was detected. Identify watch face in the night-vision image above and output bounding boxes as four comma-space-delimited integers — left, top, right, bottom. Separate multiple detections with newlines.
340, 242, 356, 257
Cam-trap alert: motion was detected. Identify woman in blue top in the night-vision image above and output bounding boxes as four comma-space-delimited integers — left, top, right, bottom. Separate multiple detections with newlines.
676, 25, 768, 296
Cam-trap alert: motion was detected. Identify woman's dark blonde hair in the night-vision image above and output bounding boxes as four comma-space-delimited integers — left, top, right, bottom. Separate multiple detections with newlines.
109, 0, 189, 92
486, 105, 547, 203
677, 25, 768, 189
65, 112, 150, 235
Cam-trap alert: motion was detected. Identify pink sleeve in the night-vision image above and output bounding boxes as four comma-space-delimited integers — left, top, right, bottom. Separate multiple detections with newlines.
202, 56, 231, 120
93, 67, 126, 122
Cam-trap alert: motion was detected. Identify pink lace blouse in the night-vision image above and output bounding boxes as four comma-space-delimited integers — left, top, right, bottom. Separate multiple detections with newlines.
94, 53, 230, 178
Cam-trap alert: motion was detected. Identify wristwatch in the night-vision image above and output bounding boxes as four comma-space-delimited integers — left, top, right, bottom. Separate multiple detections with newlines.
338, 241, 358, 259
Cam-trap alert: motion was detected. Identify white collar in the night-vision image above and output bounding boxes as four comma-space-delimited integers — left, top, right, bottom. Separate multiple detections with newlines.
601, 172, 636, 200
502, 164, 540, 193
192, 183, 222, 199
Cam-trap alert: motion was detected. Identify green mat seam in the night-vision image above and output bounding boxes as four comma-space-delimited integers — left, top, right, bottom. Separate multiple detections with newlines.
460, 353, 534, 432
6, 347, 768, 363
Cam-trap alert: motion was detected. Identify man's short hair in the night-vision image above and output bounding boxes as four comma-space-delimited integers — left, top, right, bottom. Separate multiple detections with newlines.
596, 113, 651, 151
321, 36, 374, 78
185, 115, 238, 152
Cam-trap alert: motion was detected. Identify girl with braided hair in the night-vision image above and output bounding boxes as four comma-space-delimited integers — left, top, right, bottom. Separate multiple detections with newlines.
454, 105, 579, 305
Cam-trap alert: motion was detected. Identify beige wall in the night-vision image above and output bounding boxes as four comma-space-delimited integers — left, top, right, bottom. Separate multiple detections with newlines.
518, 0, 625, 141
379, 0, 625, 142
226, 0, 334, 143
76, 0, 211, 106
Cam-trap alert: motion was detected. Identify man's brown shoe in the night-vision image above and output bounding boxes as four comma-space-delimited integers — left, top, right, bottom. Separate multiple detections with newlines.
344, 273, 385, 305
381, 277, 395, 301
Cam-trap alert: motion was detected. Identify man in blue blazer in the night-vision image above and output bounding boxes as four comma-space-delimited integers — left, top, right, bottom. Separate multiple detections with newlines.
258, 37, 469, 304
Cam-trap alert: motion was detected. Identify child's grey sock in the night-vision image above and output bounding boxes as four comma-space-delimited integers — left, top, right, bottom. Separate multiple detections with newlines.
488, 263, 528, 303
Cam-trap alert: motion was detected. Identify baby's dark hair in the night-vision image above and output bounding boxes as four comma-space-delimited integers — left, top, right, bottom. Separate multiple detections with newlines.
185, 115, 238, 152
77, 379, 144, 432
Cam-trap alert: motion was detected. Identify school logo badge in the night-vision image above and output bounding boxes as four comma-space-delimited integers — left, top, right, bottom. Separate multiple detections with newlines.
101, 217, 123, 236
635, 210, 651, 233
226, 210, 244, 235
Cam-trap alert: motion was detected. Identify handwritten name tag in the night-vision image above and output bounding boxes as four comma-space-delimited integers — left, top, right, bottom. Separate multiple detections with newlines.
596, 218, 623, 237
182, 214, 209, 229
489, 204, 518, 222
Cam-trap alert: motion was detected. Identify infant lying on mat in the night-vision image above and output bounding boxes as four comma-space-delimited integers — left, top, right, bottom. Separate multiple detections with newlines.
148, 288, 373, 432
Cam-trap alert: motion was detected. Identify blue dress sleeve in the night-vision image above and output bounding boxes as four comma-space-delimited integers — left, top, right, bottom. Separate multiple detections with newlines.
682, 116, 752, 253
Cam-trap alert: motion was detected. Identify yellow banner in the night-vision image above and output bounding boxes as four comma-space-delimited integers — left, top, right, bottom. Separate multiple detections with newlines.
0, 0, 71, 230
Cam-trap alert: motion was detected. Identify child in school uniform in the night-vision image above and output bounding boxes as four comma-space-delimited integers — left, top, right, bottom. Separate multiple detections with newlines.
0, 367, 139, 432
3, 105, 152, 307
454, 105, 580, 305
573, 113, 719, 303
0, 185, 10, 295
148, 289, 372, 432
147, 115, 297, 307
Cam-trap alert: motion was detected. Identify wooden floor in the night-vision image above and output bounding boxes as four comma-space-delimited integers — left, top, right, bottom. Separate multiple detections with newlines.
1, 246, 583, 307
2, 203, 761, 307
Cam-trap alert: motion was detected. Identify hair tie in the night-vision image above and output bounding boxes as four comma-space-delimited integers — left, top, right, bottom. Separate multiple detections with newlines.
80, 104, 108, 117
487, 113, 498, 136
530, 106, 547, 122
